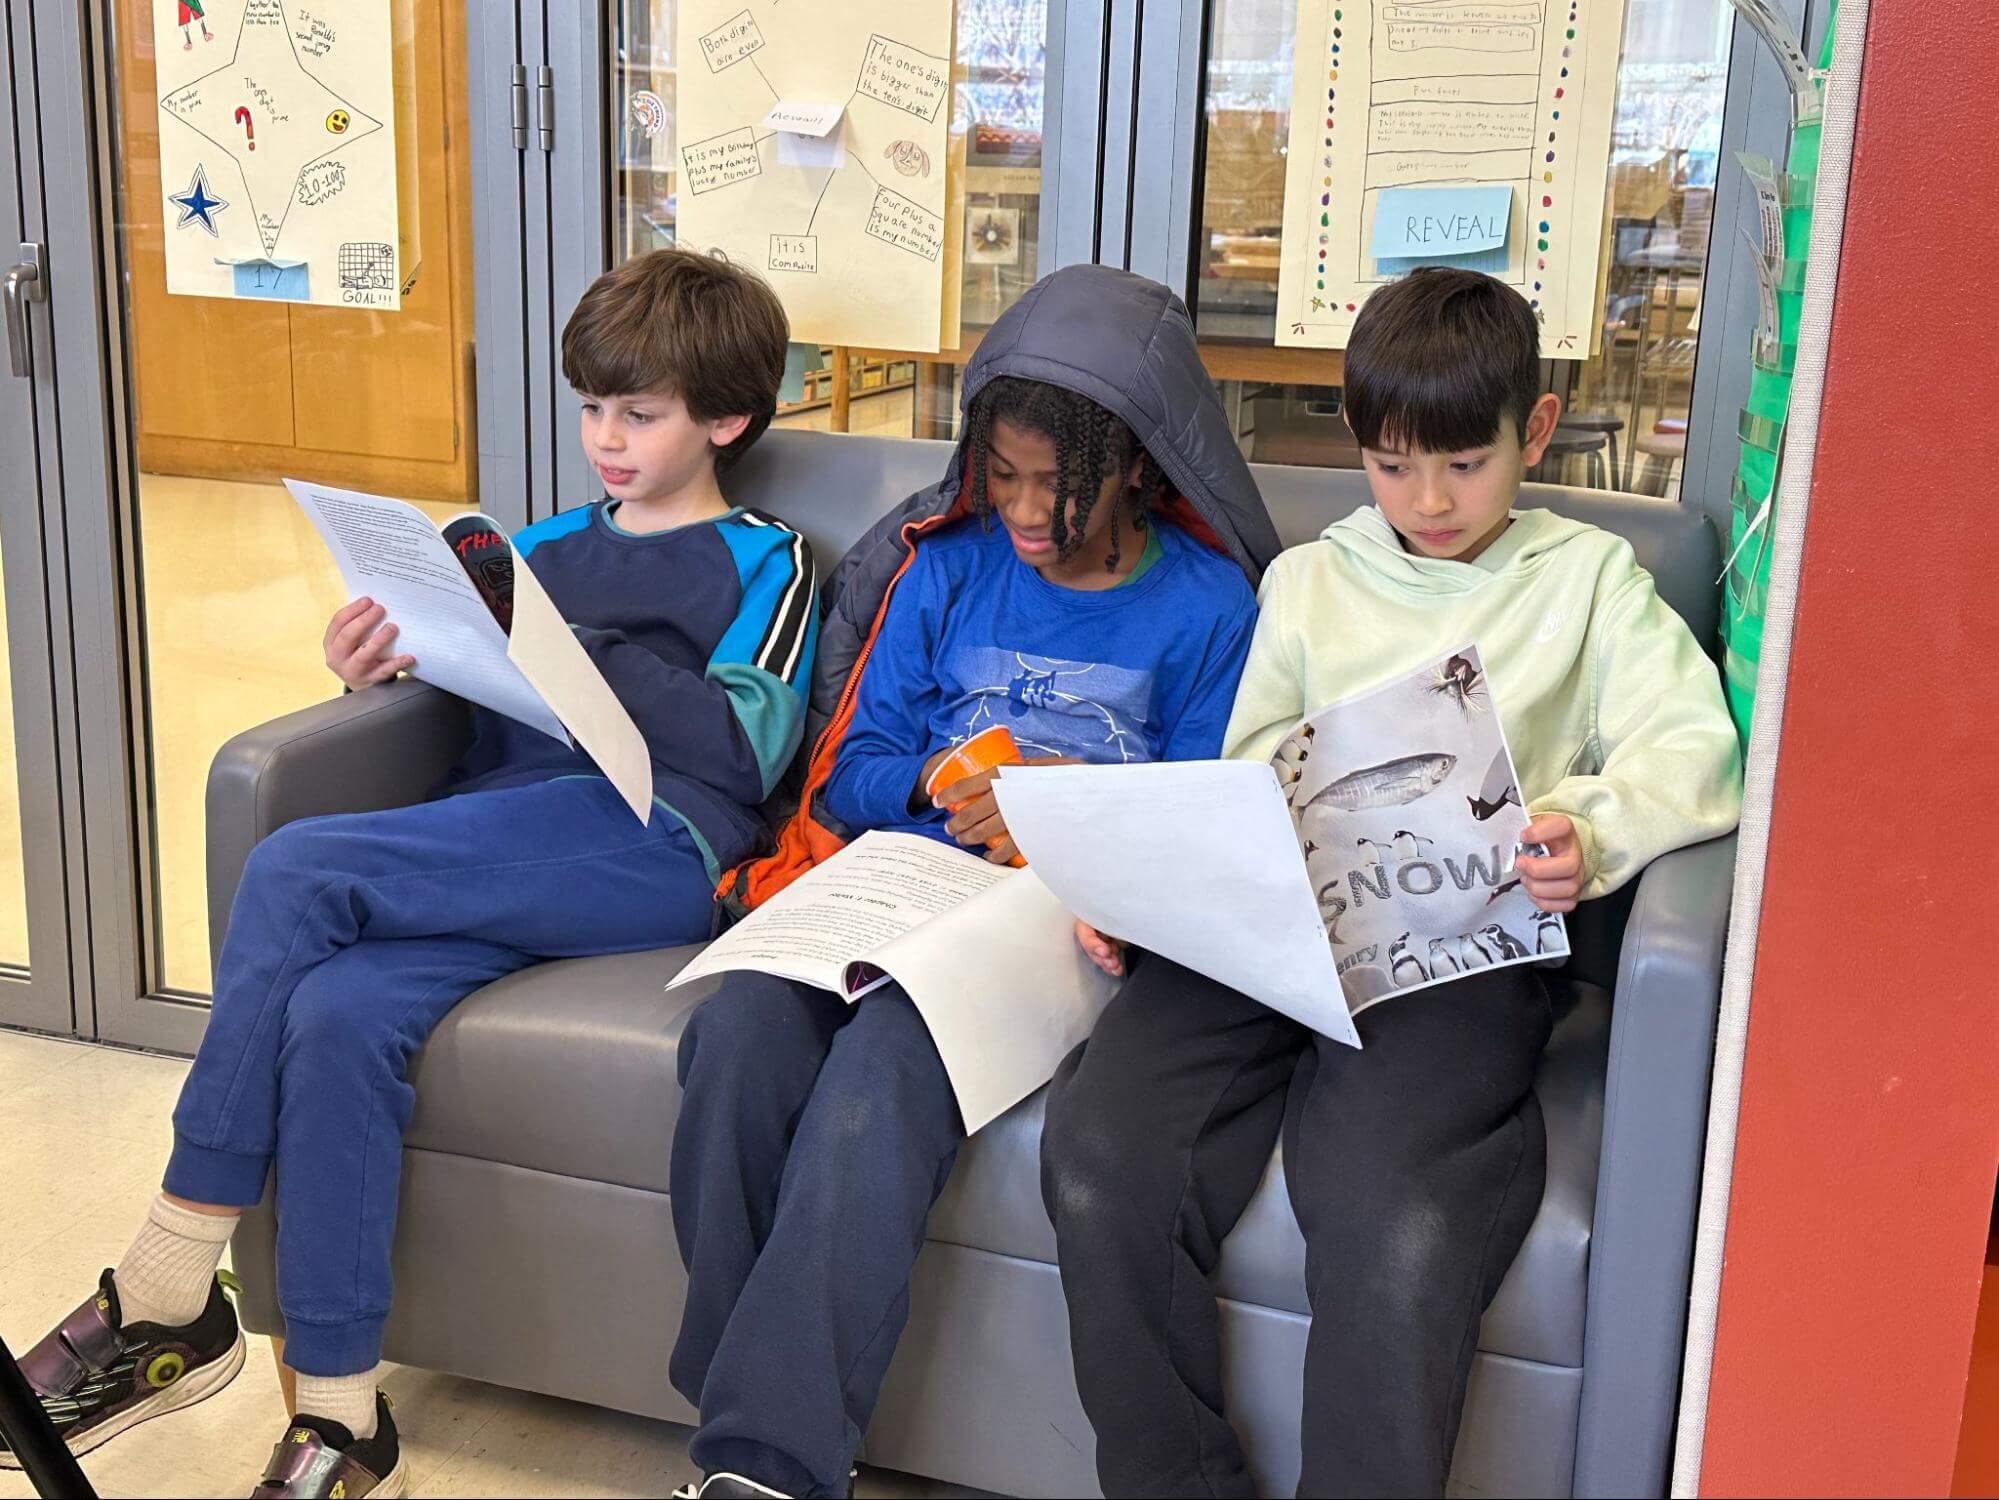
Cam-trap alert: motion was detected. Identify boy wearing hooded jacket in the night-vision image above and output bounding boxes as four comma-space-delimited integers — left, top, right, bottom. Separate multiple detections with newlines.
1044, 268, 1743, 1497
668, 267, 1275, 1500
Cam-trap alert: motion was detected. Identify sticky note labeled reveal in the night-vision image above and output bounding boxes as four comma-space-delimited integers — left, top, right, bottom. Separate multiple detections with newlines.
1371, 185, 1513, 276
762, 100, 847, 170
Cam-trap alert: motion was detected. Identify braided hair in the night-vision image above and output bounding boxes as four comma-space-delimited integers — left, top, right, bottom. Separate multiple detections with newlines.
964, 377, 1169, 570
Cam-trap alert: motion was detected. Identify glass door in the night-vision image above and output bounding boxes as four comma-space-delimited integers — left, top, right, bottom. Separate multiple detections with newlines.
0, 11, 80, 1035
1187, 0, 1777, 511
33, 0, 484, 1049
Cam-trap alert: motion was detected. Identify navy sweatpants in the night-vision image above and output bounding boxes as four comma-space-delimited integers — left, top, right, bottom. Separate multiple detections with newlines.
669, 972, 964, 1499
164, 777, 717, 1376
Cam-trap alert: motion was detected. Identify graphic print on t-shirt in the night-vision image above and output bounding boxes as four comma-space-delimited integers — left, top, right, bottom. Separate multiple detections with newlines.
948, 646, 1155, 763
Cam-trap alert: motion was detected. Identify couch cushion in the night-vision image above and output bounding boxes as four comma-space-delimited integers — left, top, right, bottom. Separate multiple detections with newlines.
404, 952, 1605, 1369
403, 947, 717, 1193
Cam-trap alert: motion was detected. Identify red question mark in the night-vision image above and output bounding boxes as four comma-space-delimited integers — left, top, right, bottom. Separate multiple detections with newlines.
234, 106, 255, 150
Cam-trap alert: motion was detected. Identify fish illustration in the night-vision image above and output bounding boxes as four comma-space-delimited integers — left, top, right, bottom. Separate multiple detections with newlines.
1307, 753, 1457, 813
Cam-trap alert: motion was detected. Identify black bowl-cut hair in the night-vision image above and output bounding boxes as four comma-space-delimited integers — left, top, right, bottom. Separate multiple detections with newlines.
1342, 267, 1543, 454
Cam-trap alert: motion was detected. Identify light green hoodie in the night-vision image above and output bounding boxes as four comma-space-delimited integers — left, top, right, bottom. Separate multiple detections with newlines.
1223, 505, 1743, 899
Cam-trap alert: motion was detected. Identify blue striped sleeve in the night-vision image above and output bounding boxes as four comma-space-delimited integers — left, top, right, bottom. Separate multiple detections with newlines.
709, 514, 820, 797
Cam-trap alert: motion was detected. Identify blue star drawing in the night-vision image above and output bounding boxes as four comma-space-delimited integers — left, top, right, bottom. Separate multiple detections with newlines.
170, 165, 228, 236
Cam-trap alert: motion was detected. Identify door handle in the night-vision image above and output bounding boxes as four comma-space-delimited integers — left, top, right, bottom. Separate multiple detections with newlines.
5, 243, 48, 379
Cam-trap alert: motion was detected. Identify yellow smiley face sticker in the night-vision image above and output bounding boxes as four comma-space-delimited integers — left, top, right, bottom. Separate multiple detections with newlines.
325, 109, 350, 134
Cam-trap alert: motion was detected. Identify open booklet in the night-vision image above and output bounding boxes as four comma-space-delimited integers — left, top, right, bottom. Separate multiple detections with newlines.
667, 831, 1116, 1134
993, 643, 1568, 1047
289, 480, 653, 824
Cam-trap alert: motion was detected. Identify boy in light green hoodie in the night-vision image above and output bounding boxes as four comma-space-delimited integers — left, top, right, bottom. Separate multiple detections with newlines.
1041, 267, 1742, 1498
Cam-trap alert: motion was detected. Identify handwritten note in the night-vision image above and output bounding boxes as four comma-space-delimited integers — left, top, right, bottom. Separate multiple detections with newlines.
699, 10, 766, 71
681, 127, 764, 195
865, 186, 943, 261
1276, 0, 1630, 356
856, 35, 951, 122
768, 234, 819, 273
761, 100, 846, 137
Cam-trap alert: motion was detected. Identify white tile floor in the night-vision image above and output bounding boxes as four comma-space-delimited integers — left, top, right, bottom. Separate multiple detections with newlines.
0, 1029, 980, 1499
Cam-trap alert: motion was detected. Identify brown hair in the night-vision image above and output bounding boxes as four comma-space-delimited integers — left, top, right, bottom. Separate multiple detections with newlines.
560, 248, 790, 473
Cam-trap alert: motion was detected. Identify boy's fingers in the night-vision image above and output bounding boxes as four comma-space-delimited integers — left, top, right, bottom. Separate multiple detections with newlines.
1515, 849, 1582, 880
985, 836, 1020, 864
331, 604, 387, 656
324, 597, 374, 647
944, 795, 998, 838
953, 808, 1009, 846
934, 772, 988, 809
1532, 895, 1579, 914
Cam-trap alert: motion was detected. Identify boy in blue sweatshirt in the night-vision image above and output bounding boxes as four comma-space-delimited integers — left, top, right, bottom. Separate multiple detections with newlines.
3, 250, 816, 1498
667, 268, 1271, 1500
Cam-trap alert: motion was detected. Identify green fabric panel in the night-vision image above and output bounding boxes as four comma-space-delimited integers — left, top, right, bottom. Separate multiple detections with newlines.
1723, 2, 1838, 746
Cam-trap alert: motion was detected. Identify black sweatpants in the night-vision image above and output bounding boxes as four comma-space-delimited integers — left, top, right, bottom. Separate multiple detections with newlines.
1040, 954, 1553, 1499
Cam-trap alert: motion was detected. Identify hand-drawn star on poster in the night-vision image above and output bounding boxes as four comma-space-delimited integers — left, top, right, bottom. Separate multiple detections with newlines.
169, 164, 229, 235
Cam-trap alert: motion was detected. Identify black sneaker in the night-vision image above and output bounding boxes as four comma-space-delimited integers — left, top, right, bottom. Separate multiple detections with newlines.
0, 1267, 246, 1467
251, 1393, 406, 1498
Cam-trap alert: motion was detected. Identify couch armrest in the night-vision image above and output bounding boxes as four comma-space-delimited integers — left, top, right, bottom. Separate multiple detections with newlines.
205, 680, 473, 964
1572, 833, 1736, 1498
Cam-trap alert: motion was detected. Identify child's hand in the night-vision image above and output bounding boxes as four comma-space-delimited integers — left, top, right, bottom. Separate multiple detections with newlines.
1515, 813, 1586, 912
324, 597, 415, 690
934, 754, 1078, 865
1075, 919, 1128, 979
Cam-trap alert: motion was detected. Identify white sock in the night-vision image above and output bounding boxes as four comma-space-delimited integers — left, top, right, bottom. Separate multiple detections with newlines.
295, 1367, 381, 1441
113, 1194, 238, 1329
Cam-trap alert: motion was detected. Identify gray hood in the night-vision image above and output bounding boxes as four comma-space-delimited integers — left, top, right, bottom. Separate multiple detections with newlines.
810, 266, 1278, 742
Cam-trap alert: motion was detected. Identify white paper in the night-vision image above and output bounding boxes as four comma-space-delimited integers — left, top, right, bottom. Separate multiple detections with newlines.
670, 832, 1013, 994
287, 480, 568, 743
994, 760, 1362, 1046
776, 122, 844, 171
504, 546, 653, 825
760, 99, 846, 137
668, 831, 1113, 1133
861, 867, 1114, 1133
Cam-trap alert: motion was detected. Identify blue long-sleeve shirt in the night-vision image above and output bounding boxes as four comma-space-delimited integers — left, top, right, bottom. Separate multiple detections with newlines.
445, 502, 818, 875
822, 517, 1257, 843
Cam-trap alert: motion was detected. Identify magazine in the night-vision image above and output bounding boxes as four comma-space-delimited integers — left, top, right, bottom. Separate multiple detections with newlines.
289, 480, 652, 823
992, 643, 1567, 1044
668, 831, 1115, 1133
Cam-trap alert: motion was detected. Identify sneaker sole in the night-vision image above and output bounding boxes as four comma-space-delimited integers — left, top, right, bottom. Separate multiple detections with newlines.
0, 1329, 247, 1469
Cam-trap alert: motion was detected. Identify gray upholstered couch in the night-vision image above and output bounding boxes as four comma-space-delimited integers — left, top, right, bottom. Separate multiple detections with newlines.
218, 428, 1733, 1498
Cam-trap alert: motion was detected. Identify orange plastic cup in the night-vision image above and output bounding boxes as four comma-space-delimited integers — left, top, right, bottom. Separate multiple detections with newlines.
926, 725, 1028, 867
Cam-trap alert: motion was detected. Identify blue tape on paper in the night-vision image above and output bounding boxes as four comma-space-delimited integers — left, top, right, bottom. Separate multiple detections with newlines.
1372, 185, 1512, 276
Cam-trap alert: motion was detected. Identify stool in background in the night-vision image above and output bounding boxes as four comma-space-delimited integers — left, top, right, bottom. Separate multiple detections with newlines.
1634, 418, 1688, 497
1559, 410, 1625, 486
1533, 426, 1610, 489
